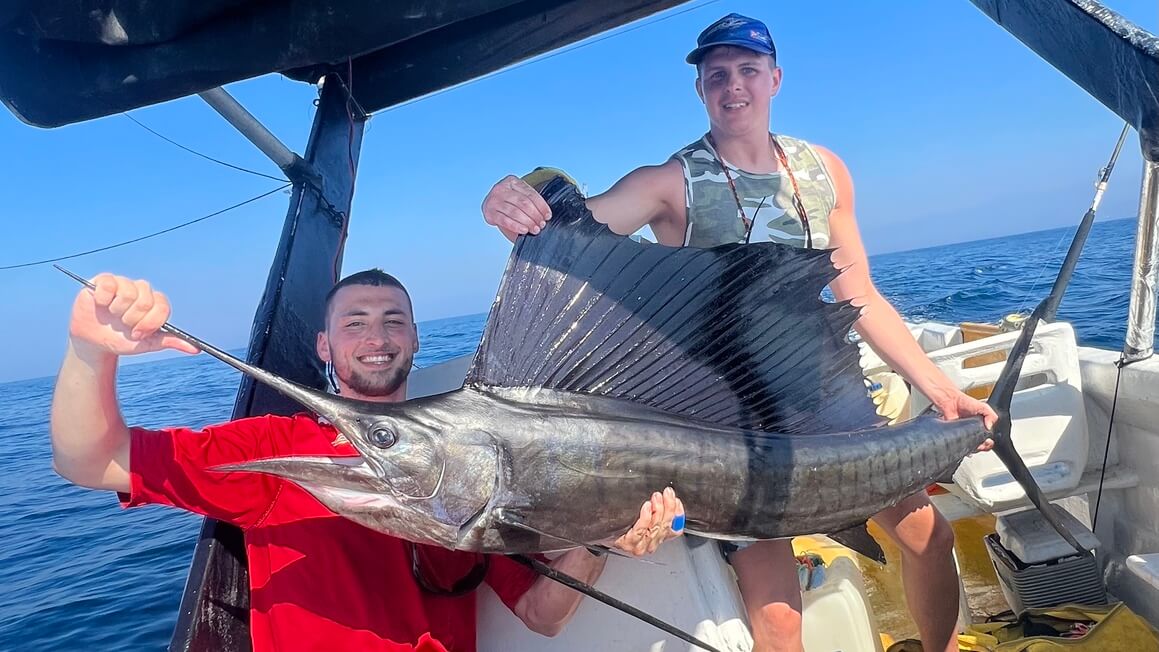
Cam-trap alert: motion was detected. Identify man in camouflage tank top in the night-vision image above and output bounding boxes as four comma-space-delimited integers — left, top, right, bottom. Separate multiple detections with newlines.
481, 13, 995, 652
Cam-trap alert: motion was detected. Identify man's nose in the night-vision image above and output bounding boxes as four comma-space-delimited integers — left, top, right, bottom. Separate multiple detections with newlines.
363, 322, 387, 345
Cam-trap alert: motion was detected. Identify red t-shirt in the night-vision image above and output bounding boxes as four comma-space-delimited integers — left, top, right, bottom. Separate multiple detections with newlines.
120, 413, 540, 652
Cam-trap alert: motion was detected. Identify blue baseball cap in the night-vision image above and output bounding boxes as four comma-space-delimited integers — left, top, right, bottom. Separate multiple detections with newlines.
685, 13, 776, 65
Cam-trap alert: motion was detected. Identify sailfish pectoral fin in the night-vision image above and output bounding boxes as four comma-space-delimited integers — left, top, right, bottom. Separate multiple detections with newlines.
828, 522, 887, 565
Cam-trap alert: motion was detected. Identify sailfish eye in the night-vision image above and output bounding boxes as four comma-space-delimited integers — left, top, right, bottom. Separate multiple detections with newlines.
369, 425, 398, 449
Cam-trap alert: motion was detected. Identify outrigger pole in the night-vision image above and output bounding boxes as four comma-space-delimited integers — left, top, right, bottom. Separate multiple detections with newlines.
198, 87, 312, 182
1041, 124, 1130, 322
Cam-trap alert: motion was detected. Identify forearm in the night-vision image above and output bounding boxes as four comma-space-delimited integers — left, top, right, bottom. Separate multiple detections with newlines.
50, 340, 131, 490
517, 549, 607, 636
853, 291, 958, 402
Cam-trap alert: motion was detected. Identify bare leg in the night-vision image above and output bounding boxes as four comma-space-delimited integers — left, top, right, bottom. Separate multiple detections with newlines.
730, 539, 803, 652
871, 492, 960, 652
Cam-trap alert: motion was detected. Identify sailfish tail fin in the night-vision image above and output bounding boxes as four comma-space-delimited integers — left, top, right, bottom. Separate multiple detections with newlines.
985, 300, 1088, 554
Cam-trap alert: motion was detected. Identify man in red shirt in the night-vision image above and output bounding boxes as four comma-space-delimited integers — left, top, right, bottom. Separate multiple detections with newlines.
51, 268, 685, 651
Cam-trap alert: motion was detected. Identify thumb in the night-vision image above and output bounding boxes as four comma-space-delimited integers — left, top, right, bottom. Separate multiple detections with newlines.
158, 334, 200, 355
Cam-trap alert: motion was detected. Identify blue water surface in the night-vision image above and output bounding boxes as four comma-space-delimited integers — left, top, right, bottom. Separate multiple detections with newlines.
0, 218, 1147, 649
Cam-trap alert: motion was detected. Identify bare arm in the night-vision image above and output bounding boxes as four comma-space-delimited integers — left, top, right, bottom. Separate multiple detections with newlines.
482, 162, 686, 245
51, 274, 198, 491
585, 161, 685, 242
513, 488, 684, 636
818, 147, 997, 431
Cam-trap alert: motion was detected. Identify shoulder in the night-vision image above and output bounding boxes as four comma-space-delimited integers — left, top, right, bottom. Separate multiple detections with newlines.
800, 142, 852, 188
630, 158, 681, 185
808, 143, 841, 166
670, 136, 710, 158
599, 159, 684, 205
623, 158, 684, 182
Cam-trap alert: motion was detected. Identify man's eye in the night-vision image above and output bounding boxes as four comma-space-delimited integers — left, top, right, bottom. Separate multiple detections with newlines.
346, 321, 363, 328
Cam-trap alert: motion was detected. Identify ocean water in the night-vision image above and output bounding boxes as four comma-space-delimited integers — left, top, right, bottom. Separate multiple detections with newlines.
0, 217, 1146, 650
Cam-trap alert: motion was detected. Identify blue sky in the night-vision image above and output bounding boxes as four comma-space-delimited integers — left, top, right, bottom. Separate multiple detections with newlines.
0, 0, 1153, 383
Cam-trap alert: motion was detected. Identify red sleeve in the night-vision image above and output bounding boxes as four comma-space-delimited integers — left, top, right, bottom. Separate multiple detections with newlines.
119, 415, 291, 529
484, 554, 548, 611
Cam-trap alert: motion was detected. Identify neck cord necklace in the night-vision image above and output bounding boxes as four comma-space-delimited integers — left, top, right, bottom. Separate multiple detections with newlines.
706, 132, 813, 248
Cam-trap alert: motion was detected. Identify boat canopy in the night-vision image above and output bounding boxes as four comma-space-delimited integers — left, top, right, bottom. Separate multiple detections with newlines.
4, 1, 1157, 149
0, 0, 686, 128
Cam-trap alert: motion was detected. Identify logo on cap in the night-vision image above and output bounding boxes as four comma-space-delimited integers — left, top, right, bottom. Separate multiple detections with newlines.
712, 17, 748, 33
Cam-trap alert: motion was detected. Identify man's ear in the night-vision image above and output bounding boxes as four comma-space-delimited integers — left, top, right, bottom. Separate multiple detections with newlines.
411, 323, 420, 355
770, 65, 783, 98
694, 76, 705, 104
316, 332, 331, 362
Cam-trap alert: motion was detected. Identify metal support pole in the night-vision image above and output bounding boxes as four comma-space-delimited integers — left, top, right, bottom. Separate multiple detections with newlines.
198, 87, 311, 180
1123, 159, 1159, 362
171, 74, 365, 651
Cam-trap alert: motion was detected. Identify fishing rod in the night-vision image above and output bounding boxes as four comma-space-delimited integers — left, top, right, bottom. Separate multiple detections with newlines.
510, 553, 723, 652
1041, 123, 1131, 320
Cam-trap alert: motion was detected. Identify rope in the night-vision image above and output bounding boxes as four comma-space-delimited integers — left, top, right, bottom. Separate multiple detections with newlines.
1091, 354, 1126, 530
124, 114, 287, 182
0, 184, 291, 270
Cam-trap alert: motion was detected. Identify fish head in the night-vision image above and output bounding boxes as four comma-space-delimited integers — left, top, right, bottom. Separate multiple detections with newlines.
215, 387, 499, 549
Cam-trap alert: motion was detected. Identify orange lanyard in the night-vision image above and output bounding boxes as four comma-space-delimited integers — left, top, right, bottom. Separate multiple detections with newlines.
707, 133, 813, 249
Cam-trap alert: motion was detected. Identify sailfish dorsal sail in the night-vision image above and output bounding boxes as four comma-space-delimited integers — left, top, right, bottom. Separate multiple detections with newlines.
466, 177, 881, 434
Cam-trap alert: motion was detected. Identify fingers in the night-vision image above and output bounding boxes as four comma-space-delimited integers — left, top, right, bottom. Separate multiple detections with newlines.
482, 176, 551, 236
615, 488, 686, 557
122, 280, 156, 339
105, 276, 140, 319
99, 277, 166, 341
131, 288, 167, 339
89, 273, 119, 308
645, 490, 668, 555
510, 176, 552, 222
81, 274, 181, 346
937, 391, 1002, 429
962, 396, 997, 430
490, 204, 543, 236
976, 438, 995, 453
982, 404, 999, 430
131, 290, 196, 354
632, 495, 659, 556
650, 488, 686, 554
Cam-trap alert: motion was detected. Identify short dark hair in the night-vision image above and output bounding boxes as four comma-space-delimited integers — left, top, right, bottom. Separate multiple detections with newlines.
324, 268, 413, 322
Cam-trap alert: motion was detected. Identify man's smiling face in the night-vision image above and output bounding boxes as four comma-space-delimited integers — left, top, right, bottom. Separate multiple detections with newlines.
318, 284, 418, 402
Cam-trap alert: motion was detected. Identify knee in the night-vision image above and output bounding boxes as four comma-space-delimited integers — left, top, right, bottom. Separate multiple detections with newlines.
754, 601, 803, 638
899, 513, 956, 559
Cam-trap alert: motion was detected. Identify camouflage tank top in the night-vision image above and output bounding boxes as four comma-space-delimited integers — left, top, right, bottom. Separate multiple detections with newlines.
671, 133, 836, 249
